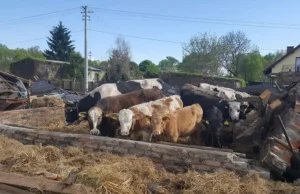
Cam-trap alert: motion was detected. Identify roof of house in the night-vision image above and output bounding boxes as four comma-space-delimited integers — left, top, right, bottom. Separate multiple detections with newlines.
263, 44, 300, 75
10, 57, 70, 65
88, 66, 103, 71
45, 59, 70, 65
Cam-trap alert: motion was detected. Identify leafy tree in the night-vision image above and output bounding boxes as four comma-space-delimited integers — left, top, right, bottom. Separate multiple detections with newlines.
144, 63, 161, 78
219, 30, 254, 76
89, 59, 101, 67
104, 36, 131, 82
0, 44, 46, 72
139, 60, 155, 72
180, 32, 222, 75
129, 61, 143, 79
158, 56, 179, 72
263, 50, 285, 67
68, 51, 84, 79
238, 52, 264, 82
44, 21, 75, 61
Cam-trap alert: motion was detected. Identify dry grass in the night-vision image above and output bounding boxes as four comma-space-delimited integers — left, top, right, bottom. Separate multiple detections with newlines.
0, 107, 89, 134
30, 96, 65, 108
0, 136, 299, 194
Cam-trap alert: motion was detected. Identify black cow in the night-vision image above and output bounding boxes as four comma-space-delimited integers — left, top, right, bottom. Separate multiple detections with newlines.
202, 106, 224, 148
180, 84, 245, 122
65, 78, 166, 124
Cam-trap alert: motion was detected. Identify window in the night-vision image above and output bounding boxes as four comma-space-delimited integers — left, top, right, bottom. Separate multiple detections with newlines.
296, 57, 300, 72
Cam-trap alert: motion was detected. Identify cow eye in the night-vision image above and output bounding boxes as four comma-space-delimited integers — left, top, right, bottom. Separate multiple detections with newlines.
237, 110, 240, 112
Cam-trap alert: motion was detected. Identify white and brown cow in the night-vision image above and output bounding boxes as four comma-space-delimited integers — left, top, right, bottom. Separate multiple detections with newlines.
65, 78, 166, 124
87, 87, 164, 135
117, 95, 183, 136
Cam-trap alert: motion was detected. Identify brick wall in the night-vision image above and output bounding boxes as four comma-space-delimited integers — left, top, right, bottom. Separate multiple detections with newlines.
160, 72, 243, 89
0, 124, 251, 174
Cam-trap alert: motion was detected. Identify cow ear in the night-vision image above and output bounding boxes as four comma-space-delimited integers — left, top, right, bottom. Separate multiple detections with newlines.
105, 113, 119, 120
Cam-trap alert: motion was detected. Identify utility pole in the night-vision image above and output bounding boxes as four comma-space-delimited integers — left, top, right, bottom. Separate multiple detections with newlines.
81, 6, 93, 92
89, 51, 92, 60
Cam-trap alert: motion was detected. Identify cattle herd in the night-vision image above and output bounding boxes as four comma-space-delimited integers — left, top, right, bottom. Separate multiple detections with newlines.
65, 78, 254, 148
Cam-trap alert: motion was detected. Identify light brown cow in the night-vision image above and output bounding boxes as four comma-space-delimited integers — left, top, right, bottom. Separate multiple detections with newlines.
150, 103, 203, 143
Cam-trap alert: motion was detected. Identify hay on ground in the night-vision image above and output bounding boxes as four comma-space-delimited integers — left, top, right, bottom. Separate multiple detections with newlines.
0, 136, 299, 194
0, 107, 89, 134
30, 96, 65, 108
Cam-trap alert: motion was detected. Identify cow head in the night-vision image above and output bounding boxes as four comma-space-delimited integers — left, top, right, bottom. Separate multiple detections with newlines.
88, 107, 103, 135
118, 109, 135, 136
228, 101, 241, 121
150, 112, 170, 136
64, 102, 79, 124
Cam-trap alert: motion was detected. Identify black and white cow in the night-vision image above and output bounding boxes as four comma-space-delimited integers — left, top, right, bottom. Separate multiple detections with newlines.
202, 106, 224, 148
180, 83, 246, 123
65, 78, 167, 124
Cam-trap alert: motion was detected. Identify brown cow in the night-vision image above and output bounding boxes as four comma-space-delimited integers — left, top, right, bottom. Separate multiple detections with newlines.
150, 103, 203, 143
88, 86, 164, 135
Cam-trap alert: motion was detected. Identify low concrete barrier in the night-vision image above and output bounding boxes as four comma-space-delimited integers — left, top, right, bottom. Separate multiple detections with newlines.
0, 124, 254, 174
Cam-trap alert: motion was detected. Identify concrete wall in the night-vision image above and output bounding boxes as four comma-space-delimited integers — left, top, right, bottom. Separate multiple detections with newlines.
0, 124, 250, 174
160, 72, 243, 89
272, 48, 300, 73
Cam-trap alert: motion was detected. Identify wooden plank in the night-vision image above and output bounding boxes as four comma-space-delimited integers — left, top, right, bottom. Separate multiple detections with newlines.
259, 89, 271, 101
270, 99, 282, 110
0, 184, 33, 194
0, 172, 96, 194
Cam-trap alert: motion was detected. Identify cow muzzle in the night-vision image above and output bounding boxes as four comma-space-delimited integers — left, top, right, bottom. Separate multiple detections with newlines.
120, 131, 130, 136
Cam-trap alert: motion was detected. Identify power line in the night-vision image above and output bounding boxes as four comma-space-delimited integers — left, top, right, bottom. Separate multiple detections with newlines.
89, 29, 184, 44
91, 7, 300, 30
89, 28, 280, 51
5, 30, 84, 45
0, 11, 78, 28
0, 7, 79, 25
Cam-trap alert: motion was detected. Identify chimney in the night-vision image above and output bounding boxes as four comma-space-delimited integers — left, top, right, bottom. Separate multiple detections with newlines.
287, 46, 294, 54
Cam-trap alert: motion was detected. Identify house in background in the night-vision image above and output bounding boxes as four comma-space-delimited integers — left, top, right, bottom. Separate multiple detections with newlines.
263, 45, 300, 77
88, 66, 104, 82
9, 57, 70, 81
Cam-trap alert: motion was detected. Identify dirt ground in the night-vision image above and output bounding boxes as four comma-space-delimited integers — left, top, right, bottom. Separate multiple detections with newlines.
0, 135, 299, 194
0, 107, 90, 134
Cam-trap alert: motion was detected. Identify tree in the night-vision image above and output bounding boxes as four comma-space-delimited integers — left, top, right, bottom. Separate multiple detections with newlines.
68, 51, 84, 79
104, 36, 131, 82
144, 63, 161, 78
129, 61, 143, 79
263, 50, 285, 67
89, 59, 101, 67
139, 60, 155, 72
158, 56, 179, 72
219, 30, 254, 76
0, 44, 46, 72
44, 21, 75, 61
238, 52, 264, 82
179, 32, 222, 75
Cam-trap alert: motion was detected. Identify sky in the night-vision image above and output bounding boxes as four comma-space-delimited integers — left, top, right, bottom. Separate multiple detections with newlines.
1, 0, 300, 64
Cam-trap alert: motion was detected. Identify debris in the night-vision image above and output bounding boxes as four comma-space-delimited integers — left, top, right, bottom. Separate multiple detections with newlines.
0, 71, 29, 111
0, 172, 96, 194
34, 171, 63, 181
